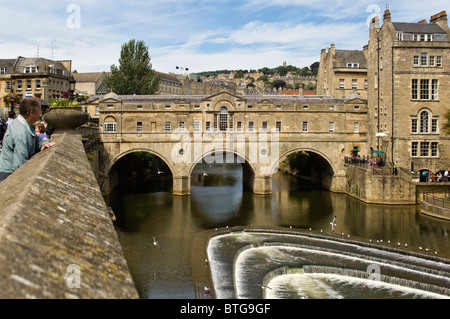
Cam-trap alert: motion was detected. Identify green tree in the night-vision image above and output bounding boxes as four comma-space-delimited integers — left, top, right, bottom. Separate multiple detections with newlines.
105, 39, 159, 95
444, 109, 450, 134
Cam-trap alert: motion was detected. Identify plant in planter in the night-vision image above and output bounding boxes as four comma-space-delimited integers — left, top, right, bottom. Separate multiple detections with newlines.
43, 98, 89, 130
3, 92, 21, 112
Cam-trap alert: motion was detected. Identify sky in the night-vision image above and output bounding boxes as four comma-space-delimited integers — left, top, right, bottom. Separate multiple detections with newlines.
0, 0, 448, 74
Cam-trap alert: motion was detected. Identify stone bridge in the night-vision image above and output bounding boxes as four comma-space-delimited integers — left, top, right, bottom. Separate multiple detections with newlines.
91, 92, 369, 196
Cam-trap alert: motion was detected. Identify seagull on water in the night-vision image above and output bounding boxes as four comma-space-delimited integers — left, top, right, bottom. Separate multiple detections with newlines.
157, 168, 163, 174
204, 287, 210, 294
203, 170, 208, 176
152, 236, 161, 249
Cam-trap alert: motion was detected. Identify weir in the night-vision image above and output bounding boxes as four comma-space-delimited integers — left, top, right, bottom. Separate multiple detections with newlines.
203, 228, 450, 299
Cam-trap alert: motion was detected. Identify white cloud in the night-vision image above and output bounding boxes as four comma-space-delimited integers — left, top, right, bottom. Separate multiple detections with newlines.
1, 1, 448, 74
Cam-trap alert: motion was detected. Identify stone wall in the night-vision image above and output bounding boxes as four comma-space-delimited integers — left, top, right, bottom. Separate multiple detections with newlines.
345, 164, 417, 204
0, 131, 139, 299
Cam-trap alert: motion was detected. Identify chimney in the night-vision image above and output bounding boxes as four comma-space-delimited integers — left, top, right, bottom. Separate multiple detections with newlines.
371, 16, 380, 28
383, 9, 391, 23
418, 19, 427, 24
430, 11, 448, 29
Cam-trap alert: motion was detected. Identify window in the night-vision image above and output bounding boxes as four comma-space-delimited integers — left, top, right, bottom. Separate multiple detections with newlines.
179, 121, 185, 131
36, 80, 41, 90
346, 63, 359, 68
436, 56, 442, 67
276, 105, 281, 109
412, 80, 418, 99
165, 105, 171, 109
104, 122, 117, 133
432, 119, 438, 133
194, 105, 200, 109
302, 105, 309, 109
364, 79, 368, 89
262, 121, 267, 132
420, 142, 429, 156
411, 142, 418, 157
431, 142, 438, 156
420, 34, 426, 42
352, 79, 357, 90
276, 121, 281, 132
397, 32, 403, 41
237, 121, 242, 131
413, 34, 419, 41
354, 122, 359, 133
413, 56, 419, 66
432, 80, 438, 100
194, 120, 200, 132
137, 122, 143, 132
17, 80, 22, 90
421, 52, 428, 66
137, 105, 143, 109
165, 122, 171, 132
26, 80, 32, 90
206, 121, 211, 132
25, 66, 38, 73
248, 105, 253, 109
219, 107, 228, 131
429, 56, 435, 67
420, 79, 429, 100
411, 118, 418, 133
302, 121, 308, 132
339, 79, 345, 89
229, 113, 234, 130
329, 122, 334, 133
249, 121, 254, 131
5, 81, 10, 91
0, 67, 6, 74
420, 111, 429, 133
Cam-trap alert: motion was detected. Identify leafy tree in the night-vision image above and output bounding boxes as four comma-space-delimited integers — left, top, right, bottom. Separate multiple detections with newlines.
105, 39, 159, 95
444, 109, 450, 134
272, 80, 286, 89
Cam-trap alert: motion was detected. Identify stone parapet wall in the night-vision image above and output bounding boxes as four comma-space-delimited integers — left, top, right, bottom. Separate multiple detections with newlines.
0, 131, 138, 299
345, 164, 417, 204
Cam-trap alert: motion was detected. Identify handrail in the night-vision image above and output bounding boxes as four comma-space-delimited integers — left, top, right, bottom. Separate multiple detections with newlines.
423, 188, 450, 209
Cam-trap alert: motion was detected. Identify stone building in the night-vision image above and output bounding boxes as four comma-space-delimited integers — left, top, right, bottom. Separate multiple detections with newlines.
317, 44, 368, 99
157, 72, 184, 95
366, 10, 450, 175
73, 71, 109, 96
0, 57, 72, 109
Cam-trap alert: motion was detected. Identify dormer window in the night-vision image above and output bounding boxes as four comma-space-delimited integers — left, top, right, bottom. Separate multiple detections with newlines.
25, 66, 38, 73
0, 67, 6, 74
346, 63, 359, 68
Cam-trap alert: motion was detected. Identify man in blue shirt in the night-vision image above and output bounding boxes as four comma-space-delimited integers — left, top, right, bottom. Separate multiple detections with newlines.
0, 98, 55, 182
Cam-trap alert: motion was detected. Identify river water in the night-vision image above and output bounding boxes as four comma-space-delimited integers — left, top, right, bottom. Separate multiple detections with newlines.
109, 163, 450, 299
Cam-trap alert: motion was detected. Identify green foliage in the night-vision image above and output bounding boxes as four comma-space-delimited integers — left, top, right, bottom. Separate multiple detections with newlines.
286, 152, 312, 176
444, 109, 450, 135
105, 39, 159, 95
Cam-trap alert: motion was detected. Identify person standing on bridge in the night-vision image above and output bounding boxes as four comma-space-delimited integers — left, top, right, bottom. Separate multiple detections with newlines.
0, 98, 55, 182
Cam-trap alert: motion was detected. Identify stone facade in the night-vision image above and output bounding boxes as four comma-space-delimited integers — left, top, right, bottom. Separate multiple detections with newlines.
0, 57, 72, 110
92, 91, 368, 196
317, 44, 368, 99
366, 10, 450, 175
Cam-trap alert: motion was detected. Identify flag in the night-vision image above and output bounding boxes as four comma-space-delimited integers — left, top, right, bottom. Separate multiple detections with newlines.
186, 68, 189, 71
176, 66, 179, 69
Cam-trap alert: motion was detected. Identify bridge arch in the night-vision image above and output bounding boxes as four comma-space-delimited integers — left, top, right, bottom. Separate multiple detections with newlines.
275, 147, 337, 190
107, 148, 175, 177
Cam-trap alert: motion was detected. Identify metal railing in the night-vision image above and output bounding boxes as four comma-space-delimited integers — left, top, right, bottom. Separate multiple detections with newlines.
344, 156, 392, 175
423, 188, 450, 209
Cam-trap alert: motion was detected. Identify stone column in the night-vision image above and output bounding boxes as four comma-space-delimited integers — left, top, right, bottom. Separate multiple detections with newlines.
252, 175, 272, 195
173, 175, 191, 196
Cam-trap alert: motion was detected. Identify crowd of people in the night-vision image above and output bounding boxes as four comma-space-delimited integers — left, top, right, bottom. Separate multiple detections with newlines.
0, 97, 55, 182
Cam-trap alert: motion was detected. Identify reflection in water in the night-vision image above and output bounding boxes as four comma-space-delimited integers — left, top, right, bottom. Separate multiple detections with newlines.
109, 163, 450, 299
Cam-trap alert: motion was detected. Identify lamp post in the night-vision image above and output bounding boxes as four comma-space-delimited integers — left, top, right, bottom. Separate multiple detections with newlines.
69, 76, 76, 102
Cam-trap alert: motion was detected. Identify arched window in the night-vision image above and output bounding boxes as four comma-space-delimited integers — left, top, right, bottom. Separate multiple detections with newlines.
420, 110, 429, 133
104, 116, 117, 133
219, 107, 228, 131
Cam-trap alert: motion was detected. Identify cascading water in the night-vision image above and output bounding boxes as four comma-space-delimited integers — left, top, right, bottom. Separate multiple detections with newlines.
205, 229, 450, 299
